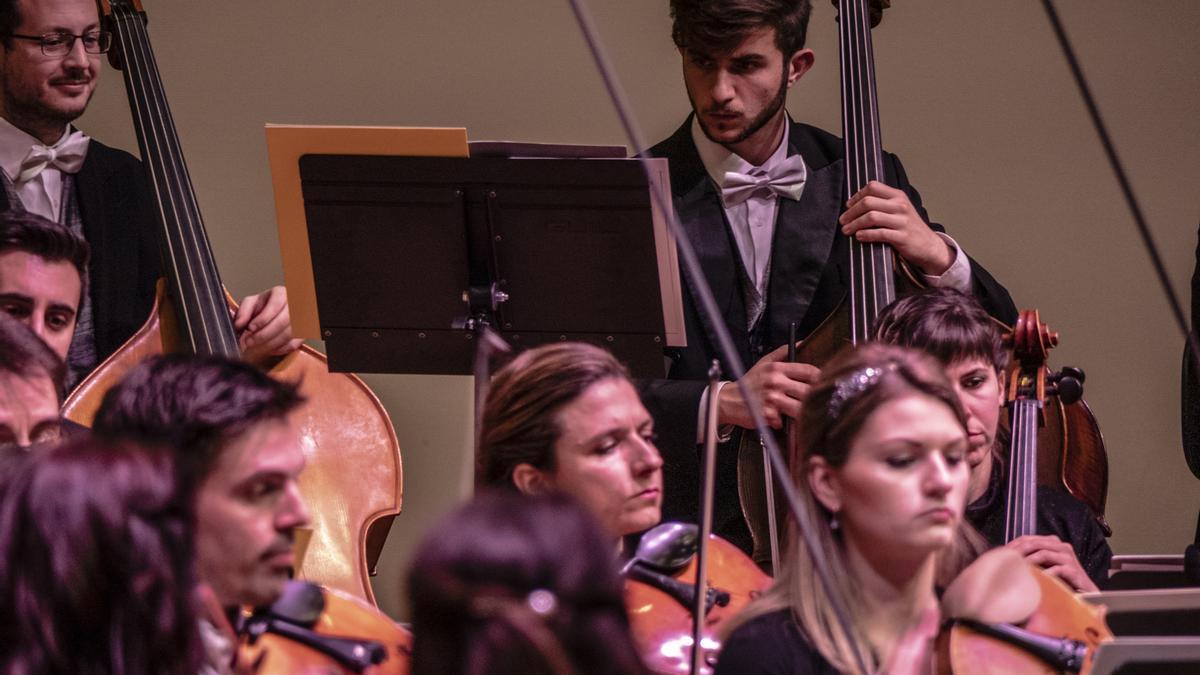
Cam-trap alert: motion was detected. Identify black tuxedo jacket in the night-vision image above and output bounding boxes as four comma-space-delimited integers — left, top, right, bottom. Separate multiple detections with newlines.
640, 117, 1018, 549
0, 139, 161, 362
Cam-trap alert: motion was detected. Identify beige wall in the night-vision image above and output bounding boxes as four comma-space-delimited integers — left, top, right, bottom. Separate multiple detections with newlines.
80, 1, 1199, 620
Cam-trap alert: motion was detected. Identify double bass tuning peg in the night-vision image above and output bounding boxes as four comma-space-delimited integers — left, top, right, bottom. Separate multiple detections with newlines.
1050, 367, 1086, 405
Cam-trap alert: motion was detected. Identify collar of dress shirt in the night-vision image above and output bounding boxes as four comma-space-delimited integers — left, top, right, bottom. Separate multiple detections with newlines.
0, 116, 73, 182
689, 115, 799, 201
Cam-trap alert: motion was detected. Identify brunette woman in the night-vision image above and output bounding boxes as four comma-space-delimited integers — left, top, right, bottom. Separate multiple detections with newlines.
874, 288, 1110, 591
407, 490, 648, 675
716, 343, 986, 673
0, 437, 203, 674
479, 342, 663, 540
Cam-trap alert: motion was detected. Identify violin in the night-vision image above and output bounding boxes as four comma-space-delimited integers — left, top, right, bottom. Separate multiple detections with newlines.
235, 581, 412, 674
623, 522, 773, 674
66, 0, 403, 603
199, 581, 411, 674
937, 310, 1111, 674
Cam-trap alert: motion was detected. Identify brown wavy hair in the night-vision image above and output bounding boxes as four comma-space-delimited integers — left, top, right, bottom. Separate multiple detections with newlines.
0, 437, 203, 673
479, 342, 629, 489
408, 490, 647, 675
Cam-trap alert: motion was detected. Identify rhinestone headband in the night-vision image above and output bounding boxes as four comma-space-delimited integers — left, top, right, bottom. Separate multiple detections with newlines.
827, 363, 897, 420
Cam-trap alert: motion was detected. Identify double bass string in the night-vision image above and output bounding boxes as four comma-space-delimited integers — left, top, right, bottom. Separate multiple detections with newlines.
841, 0, 862, 342
112, 5, 237, 357
127, 8, 237, 356
841, 0, 894, 345
110, 6, 208, 355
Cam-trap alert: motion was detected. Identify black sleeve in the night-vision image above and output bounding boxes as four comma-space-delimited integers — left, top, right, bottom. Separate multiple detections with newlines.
1036, 487, 1113, 588
715, 610, 829, 675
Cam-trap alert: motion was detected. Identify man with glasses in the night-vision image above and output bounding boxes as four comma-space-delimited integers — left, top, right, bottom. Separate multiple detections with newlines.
0, 0, 299, 392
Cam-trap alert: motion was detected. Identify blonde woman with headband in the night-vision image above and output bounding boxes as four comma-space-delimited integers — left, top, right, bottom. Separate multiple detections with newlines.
716, 343, 1036, 674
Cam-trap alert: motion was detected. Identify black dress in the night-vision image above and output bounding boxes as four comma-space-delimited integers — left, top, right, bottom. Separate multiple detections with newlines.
716, 608, 840, 675
966, 453, 1112, 588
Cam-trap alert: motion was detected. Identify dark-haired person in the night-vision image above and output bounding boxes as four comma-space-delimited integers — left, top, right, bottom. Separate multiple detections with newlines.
874, 288, 1111, 592
0, 311, 64, 450
639, 0, 1017, 551
92, 354, 310, 670
717, 343, 1035, 674
0, 437, 204, 673
0, 209, 87, 377
408, 490, 649, 675
479, 341, 663, 541
0, 0, 299, 386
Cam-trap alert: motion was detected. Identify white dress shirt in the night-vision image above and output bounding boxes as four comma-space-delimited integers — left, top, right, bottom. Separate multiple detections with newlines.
0, 117, 87, 222
688, 117, 974, 441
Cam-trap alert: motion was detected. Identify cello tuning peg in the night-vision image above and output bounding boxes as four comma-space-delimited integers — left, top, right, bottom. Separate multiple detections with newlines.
1052, 367, 1085, 405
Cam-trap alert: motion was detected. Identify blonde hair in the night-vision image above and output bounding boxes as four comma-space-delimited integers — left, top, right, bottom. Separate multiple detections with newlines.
721, 343, 986, 673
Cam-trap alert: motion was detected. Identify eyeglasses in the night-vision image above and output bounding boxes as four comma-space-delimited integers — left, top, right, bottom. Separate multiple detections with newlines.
8, 31, 112, 56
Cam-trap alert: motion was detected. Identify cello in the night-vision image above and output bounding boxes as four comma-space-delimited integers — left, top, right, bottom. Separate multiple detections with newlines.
936, 310, 1111, 674
64, 0, 402, 605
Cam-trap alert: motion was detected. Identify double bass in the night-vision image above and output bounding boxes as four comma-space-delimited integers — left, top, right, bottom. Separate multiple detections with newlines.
736, 0, 924, 571
736, 0, 1111, 571
65, 0, 403, 605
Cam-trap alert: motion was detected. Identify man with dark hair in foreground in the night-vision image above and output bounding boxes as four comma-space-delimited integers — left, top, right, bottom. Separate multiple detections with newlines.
92, 354, 310, 670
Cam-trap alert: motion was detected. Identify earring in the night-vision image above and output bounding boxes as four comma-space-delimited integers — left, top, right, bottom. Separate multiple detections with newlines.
829, 512, 840, 532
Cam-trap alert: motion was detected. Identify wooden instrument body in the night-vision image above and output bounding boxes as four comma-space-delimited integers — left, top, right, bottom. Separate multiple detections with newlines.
625, 534, 773, 673
64, 282, 403, 603
236, 585, 413, 674
998, 388, 1110, 535
936, 568, 1111, 674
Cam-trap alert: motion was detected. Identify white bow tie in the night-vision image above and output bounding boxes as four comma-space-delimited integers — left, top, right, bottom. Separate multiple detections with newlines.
720, 154, 806, 206
17, 129, 90, 184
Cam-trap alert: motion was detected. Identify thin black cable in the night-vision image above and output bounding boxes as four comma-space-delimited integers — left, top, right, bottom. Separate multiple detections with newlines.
1040, 0, 1200, 371
564, 2, 870, 673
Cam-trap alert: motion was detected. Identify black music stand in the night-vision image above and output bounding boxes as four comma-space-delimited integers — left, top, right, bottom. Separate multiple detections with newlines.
296, 143, 682, 379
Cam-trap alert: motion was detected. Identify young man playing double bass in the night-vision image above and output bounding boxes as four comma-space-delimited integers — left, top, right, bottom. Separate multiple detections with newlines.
638, 0, 1018, 551
0, 0, 298, 389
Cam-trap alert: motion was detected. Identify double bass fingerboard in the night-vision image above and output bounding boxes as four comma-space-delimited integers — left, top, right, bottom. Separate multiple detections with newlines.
107, 2, 240, 357
839, 0, 895, 344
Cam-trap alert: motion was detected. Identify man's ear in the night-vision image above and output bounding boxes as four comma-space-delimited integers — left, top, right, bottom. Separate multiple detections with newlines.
807, 455, 842, 514
786, 48, 815, 87
511, 463, 551, 496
